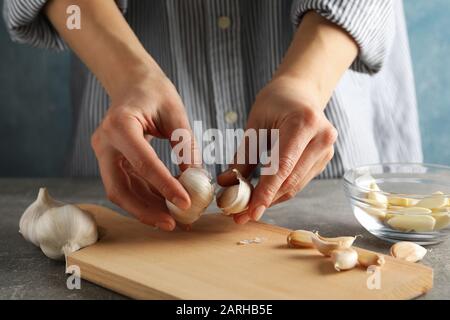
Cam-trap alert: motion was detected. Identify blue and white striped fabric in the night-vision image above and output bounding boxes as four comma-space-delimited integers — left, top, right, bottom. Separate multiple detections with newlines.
3, 0, 423, 178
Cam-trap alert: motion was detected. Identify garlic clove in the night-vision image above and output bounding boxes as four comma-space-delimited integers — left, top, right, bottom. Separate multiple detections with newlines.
165, 168, 214, 225
432, 212, 450, 230
20, 188, 63, 246
387, 214, 436, 232
397, 207, 432, 215
358, 251, 385, 268
287, 230, 315, 248
367, 182, 388, 208
216, 169, 253, 215
362, 207, 386, 221
388, 196, 418, 207
311, 233, 356, 257
330, 248, 358, 271
36, 205, 98, 260
390, 241, 427, 263
415, 194, 448, 210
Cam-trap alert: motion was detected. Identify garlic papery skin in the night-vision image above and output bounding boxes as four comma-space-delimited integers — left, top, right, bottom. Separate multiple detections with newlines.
36, 205, 98, 260
311, 233, 357, 257
165, 168, 214, 225
330, 248, 358, 271
216, 169, 253, 215
19, 188, 63, 246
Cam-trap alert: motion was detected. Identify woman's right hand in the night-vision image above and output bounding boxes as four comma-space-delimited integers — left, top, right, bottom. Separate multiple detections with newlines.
91, 64, 198, 231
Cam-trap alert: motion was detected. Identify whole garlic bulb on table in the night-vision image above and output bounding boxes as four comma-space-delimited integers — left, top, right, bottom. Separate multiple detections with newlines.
20, 188, 98, 260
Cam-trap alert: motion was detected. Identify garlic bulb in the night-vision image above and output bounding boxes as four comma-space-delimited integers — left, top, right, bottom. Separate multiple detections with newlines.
20, 188, 63, 246
36, 205, 98, 260
216, 169, 253, 215
20, 188, 98, 260
165, 168, 214, 225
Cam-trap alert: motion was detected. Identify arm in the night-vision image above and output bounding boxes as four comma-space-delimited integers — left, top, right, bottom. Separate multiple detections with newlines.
218, 12, 358, 223
43, 0, 198, 230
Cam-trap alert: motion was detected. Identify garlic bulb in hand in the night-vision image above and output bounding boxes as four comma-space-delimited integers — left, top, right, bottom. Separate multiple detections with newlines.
36, 205, 98, 260
20, 188, 63, 246
165, 168, 214, 225
216, 169, 253, 215
20, 188, 98, 260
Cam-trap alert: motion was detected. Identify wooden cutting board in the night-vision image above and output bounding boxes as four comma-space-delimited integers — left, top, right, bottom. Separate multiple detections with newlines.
67, 204, 433, 300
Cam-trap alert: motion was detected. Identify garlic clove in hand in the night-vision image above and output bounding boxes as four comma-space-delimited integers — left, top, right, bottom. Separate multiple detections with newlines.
165, 168, 214, 225
216, 169, 253, 215
36, 205, 98, 260
20, 188, 63, 246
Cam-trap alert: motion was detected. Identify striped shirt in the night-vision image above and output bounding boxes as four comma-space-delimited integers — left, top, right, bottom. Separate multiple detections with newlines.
3, 0, 423, 178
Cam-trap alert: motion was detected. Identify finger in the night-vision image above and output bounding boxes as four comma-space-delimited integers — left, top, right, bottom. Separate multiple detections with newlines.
97, 148, 176, 231
273, 128, 337, 202
217, 128, 260, 186
121, 158, 163, 198
246, 117, 317, 220
103, 114, 190, 210
233, 211, 251, 225
271, 147, 333, 206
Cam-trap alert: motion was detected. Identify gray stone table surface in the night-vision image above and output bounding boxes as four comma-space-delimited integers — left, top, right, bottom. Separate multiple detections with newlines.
1, 178, 448, 300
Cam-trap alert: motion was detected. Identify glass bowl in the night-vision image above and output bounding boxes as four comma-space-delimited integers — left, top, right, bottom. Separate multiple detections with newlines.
343, 163, 450, 245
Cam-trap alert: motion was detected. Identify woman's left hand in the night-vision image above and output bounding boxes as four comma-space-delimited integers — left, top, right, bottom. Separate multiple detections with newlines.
218, 76, 337, 224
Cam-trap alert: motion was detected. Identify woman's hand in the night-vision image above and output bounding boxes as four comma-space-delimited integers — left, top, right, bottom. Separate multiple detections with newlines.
44, 0, 202, 230
218, 76, 337, 224
91, 65, 198, 231
218, 11, 358, 224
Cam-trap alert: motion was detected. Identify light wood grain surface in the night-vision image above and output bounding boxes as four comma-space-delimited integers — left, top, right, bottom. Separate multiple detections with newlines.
68, 204, 433, 300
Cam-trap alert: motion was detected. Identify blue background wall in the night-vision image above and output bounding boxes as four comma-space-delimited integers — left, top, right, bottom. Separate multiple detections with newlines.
0, 0, 449, 177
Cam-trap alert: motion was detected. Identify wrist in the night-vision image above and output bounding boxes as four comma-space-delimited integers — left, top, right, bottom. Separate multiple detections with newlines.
105, 56, 167, 103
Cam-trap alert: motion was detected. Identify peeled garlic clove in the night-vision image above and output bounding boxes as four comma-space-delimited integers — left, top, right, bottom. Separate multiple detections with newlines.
311, 233, 356, 257
36, 205, 98, 260
358, 251, 385, 268
287, 230, 315, 248
216, 169, 253, 215
432, 212, 450, 230
387, 214, 435, 232
390, 241, 427, 263
388, 196, 418, 207
330, 248, 358, 271
416, 194, 448, 210
362, 207, 386, 221
165, 168, 214, 225
397, 207, 432, 215
367, 182, 388, 208
20, 188, 63, 246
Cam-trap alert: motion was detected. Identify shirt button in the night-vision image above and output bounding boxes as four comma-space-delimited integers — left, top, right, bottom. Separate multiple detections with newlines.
225, 111, 238, 124
217, 16, 231, 30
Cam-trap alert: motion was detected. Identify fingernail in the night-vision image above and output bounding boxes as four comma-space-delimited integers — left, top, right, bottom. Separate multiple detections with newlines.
172, 197, 190, 210
236, 214, 250, 225
252, 205, 266, 221
156, 221, 175, 231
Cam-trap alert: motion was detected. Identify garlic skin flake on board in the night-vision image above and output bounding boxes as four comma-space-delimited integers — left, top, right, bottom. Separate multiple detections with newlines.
20, 188, 98, 260
216, 169, 253, 215
166, 168, 215, 225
